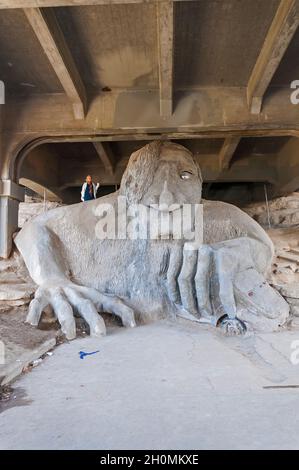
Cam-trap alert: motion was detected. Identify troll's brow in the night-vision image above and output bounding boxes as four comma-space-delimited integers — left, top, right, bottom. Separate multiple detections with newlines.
179, 164, 196, 173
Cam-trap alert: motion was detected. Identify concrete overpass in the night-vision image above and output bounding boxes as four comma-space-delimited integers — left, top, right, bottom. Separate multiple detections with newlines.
1, 0, 299, 257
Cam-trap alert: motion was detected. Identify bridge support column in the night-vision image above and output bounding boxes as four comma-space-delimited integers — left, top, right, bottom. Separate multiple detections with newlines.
0, 180, 24, 258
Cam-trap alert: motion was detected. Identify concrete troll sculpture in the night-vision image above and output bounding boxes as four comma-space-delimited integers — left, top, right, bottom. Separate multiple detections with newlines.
15, 142, 289, 339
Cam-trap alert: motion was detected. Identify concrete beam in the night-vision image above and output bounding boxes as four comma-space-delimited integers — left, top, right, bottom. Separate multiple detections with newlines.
219, 137, 241, 170
24, 7, 87, 120
93, 142, 115, 174
0, 179, 25, 201
0, 197, 18, 258
0, 180, 24, 258
157, 0, 174, 118
0, 1, 190, 8
3, 88, 299, 147
247, 0, 299, 114
19, 177, 62, 202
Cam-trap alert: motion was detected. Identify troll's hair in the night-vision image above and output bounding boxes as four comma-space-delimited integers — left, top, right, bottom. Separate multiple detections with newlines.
119, 141, 202, 204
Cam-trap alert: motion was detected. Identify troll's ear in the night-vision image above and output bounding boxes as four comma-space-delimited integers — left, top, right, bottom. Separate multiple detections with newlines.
120, 141, 162, 204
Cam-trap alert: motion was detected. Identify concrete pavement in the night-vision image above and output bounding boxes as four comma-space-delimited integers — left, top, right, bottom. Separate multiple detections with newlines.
1, 320, 299, 450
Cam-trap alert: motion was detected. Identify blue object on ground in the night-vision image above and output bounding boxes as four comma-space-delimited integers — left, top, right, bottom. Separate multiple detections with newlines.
79, 350, 100, 360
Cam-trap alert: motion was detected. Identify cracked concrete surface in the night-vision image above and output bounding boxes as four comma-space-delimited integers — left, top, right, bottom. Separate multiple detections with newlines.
1, 320, 299, 450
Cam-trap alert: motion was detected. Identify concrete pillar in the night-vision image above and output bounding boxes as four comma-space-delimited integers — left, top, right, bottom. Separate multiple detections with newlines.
0, 180, 24, 259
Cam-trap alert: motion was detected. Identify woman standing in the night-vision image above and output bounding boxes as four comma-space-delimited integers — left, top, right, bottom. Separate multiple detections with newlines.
81, 175, 99, 202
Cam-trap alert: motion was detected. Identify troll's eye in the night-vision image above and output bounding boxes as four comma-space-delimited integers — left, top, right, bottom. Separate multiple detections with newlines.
180, 171, 193, 180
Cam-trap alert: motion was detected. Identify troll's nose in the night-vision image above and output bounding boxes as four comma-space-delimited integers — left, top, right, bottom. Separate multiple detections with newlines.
159, 181, 174, 210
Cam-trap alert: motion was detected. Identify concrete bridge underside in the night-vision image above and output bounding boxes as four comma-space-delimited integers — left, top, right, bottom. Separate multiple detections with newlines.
1, 0, 299, 257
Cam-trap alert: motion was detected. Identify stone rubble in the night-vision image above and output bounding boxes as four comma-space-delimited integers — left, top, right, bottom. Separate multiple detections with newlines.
18, 195, 62, 228
243, 192, 299, 228
0, 196, 61, 314
242, 193, 299, 324
0, 249, 35, 314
